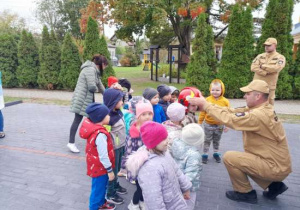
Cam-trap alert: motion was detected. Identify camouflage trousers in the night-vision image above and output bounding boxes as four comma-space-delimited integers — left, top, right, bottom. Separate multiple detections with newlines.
203, 122, 224, 154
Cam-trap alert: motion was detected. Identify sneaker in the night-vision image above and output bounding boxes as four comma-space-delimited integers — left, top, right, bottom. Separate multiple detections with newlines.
67, 143, 80, 153
99, 201, 116, 210
127, 200, 140, 210
213, 153, 221, 163
117, 169, 127, 177
202, 154, 208, 164
139, 201, 146, 210
116, 184, 127, 194
226, 190, 257, 204
0, 132, 5, 138
107, 194, 124, 205
263, 182, 288, 200
130, 180, 136, 185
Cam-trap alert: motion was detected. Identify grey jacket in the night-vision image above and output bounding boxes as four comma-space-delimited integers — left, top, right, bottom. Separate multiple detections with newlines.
137, 151, 192, 210
171, 138, 202, 192
70, 61, 105, 116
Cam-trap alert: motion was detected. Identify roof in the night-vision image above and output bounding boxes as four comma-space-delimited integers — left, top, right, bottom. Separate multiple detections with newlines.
291, 23, 300, 36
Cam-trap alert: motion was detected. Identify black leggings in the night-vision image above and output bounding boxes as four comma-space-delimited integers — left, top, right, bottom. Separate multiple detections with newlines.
69, 113, 83, 144
133, 180, 144, 205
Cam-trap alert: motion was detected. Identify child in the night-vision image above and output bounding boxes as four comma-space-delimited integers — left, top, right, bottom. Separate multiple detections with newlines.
108, 76, 119, 88
79, 103, 116, 210
179, 87, 201, 126
125, 100, 153, 210
157, 84, 172, 119
126, 121, 192, 210
171, 123, 205, 210
162, 102, 186, 153
143, 87, 166, 123
119, 78, 133, 104
169, 86, 180, 103
103, 88, 127, 204
198, 79, 230, 164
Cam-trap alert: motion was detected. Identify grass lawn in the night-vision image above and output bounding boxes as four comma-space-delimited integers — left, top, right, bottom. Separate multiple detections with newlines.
114, 66, 186, 95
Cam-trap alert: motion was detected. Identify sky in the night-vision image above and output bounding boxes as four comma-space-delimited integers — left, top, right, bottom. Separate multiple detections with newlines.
0, 0, 300, 38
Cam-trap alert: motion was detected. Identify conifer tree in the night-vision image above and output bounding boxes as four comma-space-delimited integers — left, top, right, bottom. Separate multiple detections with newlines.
98, 35, 115, 87
83, 17, 100, 61
38, 29, 61, 89
186, 13, 210, 96
17, 30, 40, 87
0, 34, 18, 87
217, 5, 254, 98
59, 33, 81, 90
206, 24, 217, 77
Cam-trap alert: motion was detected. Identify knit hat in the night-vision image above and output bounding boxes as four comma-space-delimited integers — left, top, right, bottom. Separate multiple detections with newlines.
119, 78, 131, 92
108, 76, 118, 88
169, 86, 179, 95
129, 96, 145, 114
143, 88, 158, 101
157, 84, 171, 98
136, 101, 153, 119
167, 103, 186, 122
86, 103, 110, 123
141, 121, 168, 149
181, 123, 205, 147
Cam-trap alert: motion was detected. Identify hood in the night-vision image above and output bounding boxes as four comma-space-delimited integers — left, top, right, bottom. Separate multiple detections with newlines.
126, 149, 150, 178
172, 138, 194, 160
79, 118, 104, 139
209, 79, 225, 97
81, 60, 98, 72
103, 89, 124, 111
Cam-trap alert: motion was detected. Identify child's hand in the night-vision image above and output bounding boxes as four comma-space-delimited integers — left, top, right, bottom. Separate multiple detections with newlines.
224, 127, 229, 133
108, 172, 115, 181
183, 190, 191, 200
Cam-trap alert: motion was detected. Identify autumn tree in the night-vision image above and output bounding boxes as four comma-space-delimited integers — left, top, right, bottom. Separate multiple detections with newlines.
17, 30, 40, 87
79, 0, 111, 35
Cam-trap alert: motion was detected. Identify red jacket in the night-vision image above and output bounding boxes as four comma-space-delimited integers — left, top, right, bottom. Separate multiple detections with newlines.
79, 118, 115, 177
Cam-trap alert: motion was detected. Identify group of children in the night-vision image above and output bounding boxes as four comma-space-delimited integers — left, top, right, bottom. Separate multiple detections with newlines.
79, 76, 230, 210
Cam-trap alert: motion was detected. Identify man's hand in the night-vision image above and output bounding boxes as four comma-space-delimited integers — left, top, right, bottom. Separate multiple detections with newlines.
188, 96, 207, 111
108, 172, 115, 181
183, 190, 191, 200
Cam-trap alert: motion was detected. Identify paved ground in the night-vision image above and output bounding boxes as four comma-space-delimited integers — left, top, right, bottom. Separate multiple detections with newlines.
3, 88, 300, 115
0, 90, 300, 210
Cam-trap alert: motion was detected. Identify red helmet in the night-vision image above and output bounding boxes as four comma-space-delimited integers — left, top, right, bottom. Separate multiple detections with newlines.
178, 87, 202, 107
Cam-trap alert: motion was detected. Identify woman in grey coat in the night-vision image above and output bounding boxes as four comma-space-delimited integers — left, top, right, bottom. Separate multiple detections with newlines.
67, 54, 108, 153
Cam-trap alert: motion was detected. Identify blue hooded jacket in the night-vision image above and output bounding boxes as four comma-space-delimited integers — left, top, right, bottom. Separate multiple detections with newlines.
103, 89, 124, 126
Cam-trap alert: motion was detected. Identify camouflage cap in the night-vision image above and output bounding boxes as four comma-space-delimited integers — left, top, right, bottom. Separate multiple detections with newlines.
240, 80, 269, 94
264, 37, 277, 45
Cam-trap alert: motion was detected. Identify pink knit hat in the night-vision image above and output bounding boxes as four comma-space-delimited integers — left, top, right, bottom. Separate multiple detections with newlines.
141, 121, 168, 149
136, 101, 153, 119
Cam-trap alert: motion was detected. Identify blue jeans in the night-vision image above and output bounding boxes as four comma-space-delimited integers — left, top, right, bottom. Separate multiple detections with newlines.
89, 174, 108, 210
0, 110, 3, 132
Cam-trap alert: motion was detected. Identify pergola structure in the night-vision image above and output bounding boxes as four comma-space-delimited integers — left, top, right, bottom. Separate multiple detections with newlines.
167, 44, 183, 84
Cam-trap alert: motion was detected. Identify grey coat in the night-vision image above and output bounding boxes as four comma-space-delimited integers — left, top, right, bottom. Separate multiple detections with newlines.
70, 61, 105, 116
137, 151, 192, 210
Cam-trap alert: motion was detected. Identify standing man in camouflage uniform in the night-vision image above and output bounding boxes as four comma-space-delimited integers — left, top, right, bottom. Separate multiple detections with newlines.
251, 38, 286, 105
189, 80, 292, 204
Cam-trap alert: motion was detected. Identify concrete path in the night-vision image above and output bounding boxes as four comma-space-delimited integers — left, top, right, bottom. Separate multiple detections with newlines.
0, 103, 299, 210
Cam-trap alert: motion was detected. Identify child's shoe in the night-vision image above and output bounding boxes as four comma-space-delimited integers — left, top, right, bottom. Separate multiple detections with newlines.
139, 201, 146, 210
213, 153, 221, 163
127, 200, 140, 210
107, 194, 124, 205
202, 154, 208, 164
0, 132, 5, 138
67, 143, 80, 153
116, 184, 127, 195
117, 169, 127, 177
99, 201, 116, 209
